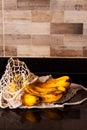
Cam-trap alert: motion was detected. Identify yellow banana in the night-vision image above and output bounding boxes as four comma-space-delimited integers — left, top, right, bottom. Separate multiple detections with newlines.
34, 86, 57, 94
41, 93, 63, 103
24, 85, 41, 96
8, 81, 18, 92
43, 76, 70, 91
21, 76, 71, 106
25, 76, 71, 94
39, 76, 70, 88
21, 93, 39, 106
24, 83, 62, 97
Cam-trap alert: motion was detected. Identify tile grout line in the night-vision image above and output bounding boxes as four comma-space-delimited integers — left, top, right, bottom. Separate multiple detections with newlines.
2, 0, 5, 57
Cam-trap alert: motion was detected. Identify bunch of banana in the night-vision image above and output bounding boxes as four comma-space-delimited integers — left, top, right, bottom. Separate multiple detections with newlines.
22, 76, 71, 106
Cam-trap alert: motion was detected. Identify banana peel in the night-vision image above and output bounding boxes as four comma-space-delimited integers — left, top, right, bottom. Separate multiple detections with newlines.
41, 93, 63, 103
22, 76, 71, 106
21, 93, 39, 106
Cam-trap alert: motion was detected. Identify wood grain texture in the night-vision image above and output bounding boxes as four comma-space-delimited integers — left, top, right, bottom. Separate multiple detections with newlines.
17, 45, 50, 57
17, 0, 50, 10
51, 11, 64, 23
83, 23, 87, 34
5, 46, 17, 56
64, 34, 87, 42
32, 10, 50, 22
51, 23, 83, 34
0, 46, 3, 56
83, 46, 87, 57
5, 34, 31, 45
0, 0, 2, 10
4, 22, 50, 35
32, 35, 50, 45
50, 0, 87, 10
0, 11, 2, 23
4, 0, 17, 10
0, 24, 3, 34
64, 11, 87, 23
50, 46, 83, 57
50, 34, 64, 45
64, 34, 87, 47
0, 0, 87, 57
4, 10, 31, 22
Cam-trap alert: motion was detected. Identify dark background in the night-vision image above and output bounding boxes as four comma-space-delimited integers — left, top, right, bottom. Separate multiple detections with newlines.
0, 57, 87, 86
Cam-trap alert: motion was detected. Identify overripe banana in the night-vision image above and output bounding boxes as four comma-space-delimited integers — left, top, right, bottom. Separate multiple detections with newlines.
21, 76, 71, 106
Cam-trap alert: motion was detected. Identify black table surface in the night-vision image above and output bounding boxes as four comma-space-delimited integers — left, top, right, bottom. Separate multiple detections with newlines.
0, 74, 86, 130
0, 101, 87, 130
0, 57, 87, 130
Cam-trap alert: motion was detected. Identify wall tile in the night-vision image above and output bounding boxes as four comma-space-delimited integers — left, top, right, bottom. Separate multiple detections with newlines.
0, 11, 2, 23
83, 23, 87, 34
64, 0, 85, 10
64, 34, 87, 42
31, 23, 50, 35
0, 10, 2, 42
32, 35, 50, 45
0, 46, 3, 56
50, 0, 86, 10
0, 1, 3, 54
4, 22, 31, 34
50, 0, 65, 10
0, 10, 3, 46
51, 11, 64, 23
5, 34, 31, 45
0, 23, 3, 34
4, 10, 31, 22
4, 0, 17, 10
51, 23, 83, 34
64, 11, 87, 23
83, 46, 87, 57
0, 35, 3, 46
1, 0, 87, 57
4, 22, 50, 35
32, 10, 50, 22
5, 46, 17, 56
17, 45, 50, 57
83, 0, 87, 10
64, 42, 87, 47
64, 34, 87, 47
50, 46, 83, 57
50, 34, 64, 45
17, 0, 50, 10
0, 0, 2, 10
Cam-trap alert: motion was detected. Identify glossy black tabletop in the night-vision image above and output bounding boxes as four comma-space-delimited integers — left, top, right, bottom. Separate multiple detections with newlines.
0, 101, 87, 130
0, 57, 87, 130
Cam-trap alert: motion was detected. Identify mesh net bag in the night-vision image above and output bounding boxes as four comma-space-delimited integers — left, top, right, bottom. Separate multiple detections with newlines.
0, 58, 87, 109
0, 58, 39, 108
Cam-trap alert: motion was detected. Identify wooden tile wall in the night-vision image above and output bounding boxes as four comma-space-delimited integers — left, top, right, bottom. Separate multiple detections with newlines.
0, 0, 87, 57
